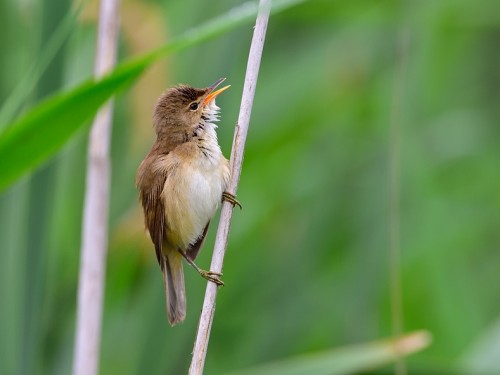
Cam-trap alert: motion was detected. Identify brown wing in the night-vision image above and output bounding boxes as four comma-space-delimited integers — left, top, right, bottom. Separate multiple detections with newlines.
136, 155, 169, 270
186, 221, 210, 261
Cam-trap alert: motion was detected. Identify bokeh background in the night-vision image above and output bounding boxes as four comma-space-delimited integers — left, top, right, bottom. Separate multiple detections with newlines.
1, 0, 499, 374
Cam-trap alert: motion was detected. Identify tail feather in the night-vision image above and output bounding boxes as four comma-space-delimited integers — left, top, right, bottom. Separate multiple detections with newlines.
162, 251, 186, 325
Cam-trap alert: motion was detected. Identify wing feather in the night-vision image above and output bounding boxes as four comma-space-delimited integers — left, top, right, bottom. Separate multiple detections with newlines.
136, 155, 169, 270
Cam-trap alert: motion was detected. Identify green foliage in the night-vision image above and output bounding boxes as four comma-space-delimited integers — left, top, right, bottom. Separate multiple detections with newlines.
224, 331, 431, 375
1, 0, 499, 374
0, 61, 144, 191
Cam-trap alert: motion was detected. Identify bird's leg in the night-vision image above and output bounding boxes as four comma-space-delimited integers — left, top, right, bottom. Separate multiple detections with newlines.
178, 249, 224, 286
222, 191, 242, 209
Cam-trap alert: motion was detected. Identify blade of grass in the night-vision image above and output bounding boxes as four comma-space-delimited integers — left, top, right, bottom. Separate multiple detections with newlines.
0, 1, 83, 129
0, 0, 307, 193
224, 331, 432, 375
389, 25, 410, 375
0, 183, 30, 375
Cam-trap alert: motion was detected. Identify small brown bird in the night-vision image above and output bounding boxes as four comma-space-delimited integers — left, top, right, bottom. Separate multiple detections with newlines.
136, 78, 239, 325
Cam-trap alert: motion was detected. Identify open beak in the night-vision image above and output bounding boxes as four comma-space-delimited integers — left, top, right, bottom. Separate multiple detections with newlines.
203, 78, 230, 106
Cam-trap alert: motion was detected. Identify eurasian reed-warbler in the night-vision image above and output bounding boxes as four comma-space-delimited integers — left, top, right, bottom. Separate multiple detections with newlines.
136, 78, 239, 325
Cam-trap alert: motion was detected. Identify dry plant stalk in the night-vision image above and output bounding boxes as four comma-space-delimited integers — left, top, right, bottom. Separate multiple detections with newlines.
73, 0, 121, 374
189, 0, 271, 373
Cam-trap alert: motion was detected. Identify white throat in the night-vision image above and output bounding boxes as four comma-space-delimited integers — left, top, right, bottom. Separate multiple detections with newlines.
194, 100, 223, 163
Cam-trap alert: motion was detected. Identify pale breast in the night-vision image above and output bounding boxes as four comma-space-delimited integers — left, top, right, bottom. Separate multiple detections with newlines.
162, 145, 229, 249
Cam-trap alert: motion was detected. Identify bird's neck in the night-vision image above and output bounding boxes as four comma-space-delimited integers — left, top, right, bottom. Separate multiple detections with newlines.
192, 119, 222, 163
153, 102, 223, 160
191, 102, 223, 162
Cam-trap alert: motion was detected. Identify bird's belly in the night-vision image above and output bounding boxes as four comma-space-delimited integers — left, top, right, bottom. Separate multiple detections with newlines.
163, 160, 227, 249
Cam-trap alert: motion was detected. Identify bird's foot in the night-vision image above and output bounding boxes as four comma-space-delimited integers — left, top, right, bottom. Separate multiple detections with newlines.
179, 249, 224, 286
198, 269, 224, 286
222, 191, 242, 209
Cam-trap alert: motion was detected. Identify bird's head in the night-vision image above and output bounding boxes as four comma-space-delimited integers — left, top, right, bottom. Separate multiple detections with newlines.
153, 78, 230, 140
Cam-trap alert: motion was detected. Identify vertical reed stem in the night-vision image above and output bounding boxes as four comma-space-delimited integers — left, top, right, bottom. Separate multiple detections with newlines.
189, 0, 271, 373
73, 1, 121, 374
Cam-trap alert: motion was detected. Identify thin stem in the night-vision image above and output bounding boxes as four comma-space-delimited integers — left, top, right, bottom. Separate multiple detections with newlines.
72, 0, 121, 375
188, 0, 271, 373
389, 28, 409, 375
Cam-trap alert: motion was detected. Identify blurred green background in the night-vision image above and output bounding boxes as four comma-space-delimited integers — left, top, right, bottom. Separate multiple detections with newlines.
1, 0, 499, 374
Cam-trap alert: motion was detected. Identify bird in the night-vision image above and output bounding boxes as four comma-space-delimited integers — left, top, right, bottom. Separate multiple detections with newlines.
136, 78, 240, 326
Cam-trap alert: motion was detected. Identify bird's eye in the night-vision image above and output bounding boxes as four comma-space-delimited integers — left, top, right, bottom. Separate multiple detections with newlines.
189, 102, 199, 111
